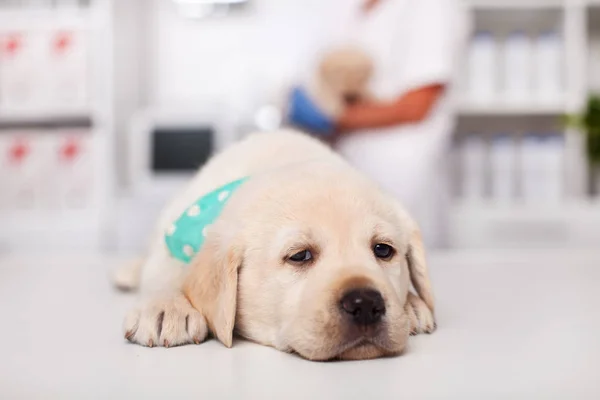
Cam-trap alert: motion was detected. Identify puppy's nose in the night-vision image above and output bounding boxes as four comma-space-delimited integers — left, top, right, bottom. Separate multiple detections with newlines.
340, 289, 386, 325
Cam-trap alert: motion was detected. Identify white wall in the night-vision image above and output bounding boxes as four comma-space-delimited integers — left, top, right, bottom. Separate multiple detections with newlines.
113, 0, 151, 187
148, 0, 336, 114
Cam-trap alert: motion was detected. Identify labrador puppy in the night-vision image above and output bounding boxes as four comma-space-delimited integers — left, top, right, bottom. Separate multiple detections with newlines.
310, 46, 374, 118
118, 130, 435, 361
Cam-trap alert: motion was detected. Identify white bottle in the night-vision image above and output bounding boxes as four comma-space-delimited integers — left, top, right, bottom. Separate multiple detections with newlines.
467, 31, 497, 104
541, 134, 565, 203
503, 31, 533, 105
460, 134, 487, 202
53, 131, 94, 210
0, 32, 46, 113
0, 135, 10, 210
45, 30, 89, 111
521, 134, 565, 203
0, 132, 40, 211
490, 134, 517, 202
534, 31, 563, 105
521, 134, 544, 202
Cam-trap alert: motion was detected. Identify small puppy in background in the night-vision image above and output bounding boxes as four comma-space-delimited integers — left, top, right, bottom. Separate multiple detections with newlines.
309, 46, 374, 118
116, 130, 436, 361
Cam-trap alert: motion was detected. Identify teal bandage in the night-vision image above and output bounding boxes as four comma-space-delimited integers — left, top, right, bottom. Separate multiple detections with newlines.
165, 177, 249, 263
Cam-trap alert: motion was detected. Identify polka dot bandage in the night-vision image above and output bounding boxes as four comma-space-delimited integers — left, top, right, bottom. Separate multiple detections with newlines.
165, 177, 249, 263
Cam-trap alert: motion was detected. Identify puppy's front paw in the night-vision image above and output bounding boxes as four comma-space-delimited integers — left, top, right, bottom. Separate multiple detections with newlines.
123, 295, 208, 348
405, 292, 436, 336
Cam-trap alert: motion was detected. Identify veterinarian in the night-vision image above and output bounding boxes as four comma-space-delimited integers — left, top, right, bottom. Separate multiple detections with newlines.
290, 0, 469, 247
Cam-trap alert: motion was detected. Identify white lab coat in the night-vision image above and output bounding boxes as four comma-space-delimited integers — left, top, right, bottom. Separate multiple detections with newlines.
315, 0, 469, 247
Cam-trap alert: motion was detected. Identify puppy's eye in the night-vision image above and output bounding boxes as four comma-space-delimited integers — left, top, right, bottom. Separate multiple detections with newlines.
373, 243, 395, 260
289, 250, 313, 263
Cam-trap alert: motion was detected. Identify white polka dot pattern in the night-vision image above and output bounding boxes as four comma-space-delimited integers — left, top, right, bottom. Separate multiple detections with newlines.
187, 205, 201, 217
166, 224, 176, 236
183, 245, 195, 258
218, 191, 230, 202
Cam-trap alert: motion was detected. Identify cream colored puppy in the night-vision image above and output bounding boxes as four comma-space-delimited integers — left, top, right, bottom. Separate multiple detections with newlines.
310, 46, 374, 118
119, 130, 435, 361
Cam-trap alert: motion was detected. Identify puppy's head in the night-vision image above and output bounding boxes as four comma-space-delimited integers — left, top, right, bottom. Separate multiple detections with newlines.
318, 47, 373, 105
183, 165, 433, 361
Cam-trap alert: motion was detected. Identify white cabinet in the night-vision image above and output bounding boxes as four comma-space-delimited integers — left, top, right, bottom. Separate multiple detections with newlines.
451, 0, 600, 249
0, 1, 114, 252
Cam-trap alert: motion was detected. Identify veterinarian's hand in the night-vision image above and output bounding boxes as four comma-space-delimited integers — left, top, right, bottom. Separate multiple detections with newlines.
287, 87, 335, 136
336, 84, 446, 132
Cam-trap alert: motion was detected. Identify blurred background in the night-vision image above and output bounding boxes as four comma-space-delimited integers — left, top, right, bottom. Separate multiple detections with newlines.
0, 0, 599, 257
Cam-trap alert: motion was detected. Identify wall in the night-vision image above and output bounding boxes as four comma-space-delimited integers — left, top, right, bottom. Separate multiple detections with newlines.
113, 0, 150, 188
149, 0, 337, 115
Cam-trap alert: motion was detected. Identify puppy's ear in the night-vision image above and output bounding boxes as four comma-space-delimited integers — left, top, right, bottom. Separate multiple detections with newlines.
394, 203, 435, 313
406, 228, 435, 313
182, 236, 243, 348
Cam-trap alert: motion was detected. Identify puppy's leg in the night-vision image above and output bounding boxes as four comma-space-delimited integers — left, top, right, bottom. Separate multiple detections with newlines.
123, 238, 205, 347
112, 258, 143, 292
405, 292, 436, 335
124, 292, 208, 348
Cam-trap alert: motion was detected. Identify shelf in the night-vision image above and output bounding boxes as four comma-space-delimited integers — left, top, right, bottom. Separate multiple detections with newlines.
0, 9, 96, 31
451, 199, 600, 216
466, 0, 600, 10
0, 108, 93, 129
458, 102, 567, 116
466, 0, 565, 10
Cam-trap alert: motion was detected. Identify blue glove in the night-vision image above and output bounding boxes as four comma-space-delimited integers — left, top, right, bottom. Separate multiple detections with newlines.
287, 86, 335, 136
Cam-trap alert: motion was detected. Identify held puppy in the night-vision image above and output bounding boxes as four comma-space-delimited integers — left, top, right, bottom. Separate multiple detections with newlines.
309, 46, 374, 118
119, 130, 435, 361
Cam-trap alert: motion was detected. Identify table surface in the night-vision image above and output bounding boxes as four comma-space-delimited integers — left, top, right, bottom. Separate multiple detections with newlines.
1, 251, 599, 400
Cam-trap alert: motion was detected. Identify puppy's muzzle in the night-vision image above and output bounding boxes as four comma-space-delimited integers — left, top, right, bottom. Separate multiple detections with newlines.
340, 288, 386, 326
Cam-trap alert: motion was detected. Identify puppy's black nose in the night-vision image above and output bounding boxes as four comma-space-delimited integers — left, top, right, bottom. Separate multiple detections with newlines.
340, 289, 386, 326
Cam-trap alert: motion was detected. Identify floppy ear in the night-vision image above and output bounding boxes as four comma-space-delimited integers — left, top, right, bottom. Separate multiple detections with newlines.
406, 228, 435, 313
182, 236, 243, 348
393, 203, 435, 313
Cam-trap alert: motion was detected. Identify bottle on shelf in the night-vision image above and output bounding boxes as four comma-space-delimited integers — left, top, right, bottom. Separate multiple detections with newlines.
502, 31, 533, 105
52, 131, 94, 210
460, 133, 487, 202
466, 31, 497, 104
46, 29, 90, 110
0, 31, 47, 113
533, 31, 563, 105
490, 134, 517, 202
521, 134, 545, 202
540, 134, 565, 203
0, 132, 49, 211
520, 133, 565, 204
